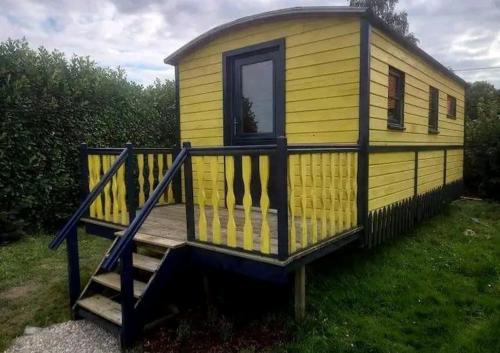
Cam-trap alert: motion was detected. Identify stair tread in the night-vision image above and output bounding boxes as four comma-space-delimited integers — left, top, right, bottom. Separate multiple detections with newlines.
93, 273, 146, 298
133, 253, 161, 272
78, 294, 122, 326
115, 231, 185, 248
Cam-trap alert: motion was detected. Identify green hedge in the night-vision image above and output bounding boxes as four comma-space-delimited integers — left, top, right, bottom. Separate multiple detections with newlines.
464, 81, 500, 201
0, 39, 177, 236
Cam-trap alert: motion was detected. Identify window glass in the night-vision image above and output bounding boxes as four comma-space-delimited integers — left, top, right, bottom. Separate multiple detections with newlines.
387, 67, 404, 127
447, 95, 456, 118
241, 60, 274, 133
429, 86, 439, 131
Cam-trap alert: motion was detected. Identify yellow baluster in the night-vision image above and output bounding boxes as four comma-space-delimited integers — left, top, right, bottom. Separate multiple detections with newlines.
210, 157, 221, 244
259, 155, 270, 254
346, 153, 352, 228
288, 155, 297, 253
111, 156, 119, 224
311, 154, 318, 244
94, 155, 103, 219
157, 154, 165, 204
102, 155, 112, 222
242, 156, 253, 251
147, 154, 155, 199
166, 153, 174, 203
225, 156, 237, 247
117, 164, 128, 225
88, 155, 96, 218
338, 153, 345, 231
321, 153, 328, 240
196, 157, 208, 241
137, 154, 145, 207
300, 154, 308, 248
329, 154, 337, 236
352, 153, 358, 226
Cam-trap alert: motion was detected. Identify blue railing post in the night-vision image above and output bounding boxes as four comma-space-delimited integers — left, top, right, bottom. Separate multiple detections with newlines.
276, 136, 289, 260
183, 142, 195, 241
79, 143, 89, 204
120, 241, 135, 348
172, 144, 183, 203
125, 142, 137, 222
121, 142, 136, 348
66, 225, 80, 309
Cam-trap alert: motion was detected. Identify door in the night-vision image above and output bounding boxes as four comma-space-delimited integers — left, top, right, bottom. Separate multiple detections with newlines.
223, 39, 285, 208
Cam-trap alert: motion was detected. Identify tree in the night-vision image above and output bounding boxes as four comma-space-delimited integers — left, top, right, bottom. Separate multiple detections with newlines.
349, 0, 419, 44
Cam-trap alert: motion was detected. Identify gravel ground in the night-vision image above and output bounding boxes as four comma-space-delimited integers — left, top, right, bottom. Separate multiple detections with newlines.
5, 320, 121, 353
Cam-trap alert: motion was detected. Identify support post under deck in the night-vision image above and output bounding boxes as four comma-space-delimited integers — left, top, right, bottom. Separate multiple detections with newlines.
294, 266, 306, 320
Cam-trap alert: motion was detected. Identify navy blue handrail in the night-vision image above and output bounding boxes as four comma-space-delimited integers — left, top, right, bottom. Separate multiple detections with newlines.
101, 147, 188, 271
49, 147, 129, 250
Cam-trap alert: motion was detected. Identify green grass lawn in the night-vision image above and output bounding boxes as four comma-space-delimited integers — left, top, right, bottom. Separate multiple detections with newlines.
286, 200, 500, 353
0, 230, 109, 351
0, 200, 499, 353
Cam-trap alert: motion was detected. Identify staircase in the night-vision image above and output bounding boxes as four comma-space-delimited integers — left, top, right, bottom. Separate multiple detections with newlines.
75, 231, 186, 342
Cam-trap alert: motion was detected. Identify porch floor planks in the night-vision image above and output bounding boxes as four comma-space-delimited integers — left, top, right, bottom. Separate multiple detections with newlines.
127, 204, 348, 256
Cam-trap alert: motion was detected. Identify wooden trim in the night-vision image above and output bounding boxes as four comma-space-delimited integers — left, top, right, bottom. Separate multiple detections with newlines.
276, 136, 289, 260
358, 17, 370, 247
414, 151, 418, 196
369, 145, 463, 153
222, 38, 285, 146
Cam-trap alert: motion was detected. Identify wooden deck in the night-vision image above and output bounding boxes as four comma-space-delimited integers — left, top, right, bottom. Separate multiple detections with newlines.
126, 204, 358, 257
131, 204, 280, 255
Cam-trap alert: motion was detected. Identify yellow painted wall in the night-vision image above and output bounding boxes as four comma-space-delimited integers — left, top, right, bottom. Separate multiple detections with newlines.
178, 16, 362, 209
367, 26, 464, 211
368, 152, 415, 210
178, 16, 361, 146
417, 151, 444, 194
369, 28, 465, 145
368, 148, 463, 211
446, 149, 464, 183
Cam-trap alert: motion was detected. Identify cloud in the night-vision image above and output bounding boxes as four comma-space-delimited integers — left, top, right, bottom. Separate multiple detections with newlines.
1, 0, 499, 87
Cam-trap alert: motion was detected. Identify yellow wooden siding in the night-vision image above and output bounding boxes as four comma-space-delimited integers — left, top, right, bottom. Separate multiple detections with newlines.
369, 148, 463, 210
446, 149, 463, 183
178, 16, 361, 204
369, 28, 465, 146
179, 15, 361, 148
368, 152, 415, 211
417, 151, 444, 194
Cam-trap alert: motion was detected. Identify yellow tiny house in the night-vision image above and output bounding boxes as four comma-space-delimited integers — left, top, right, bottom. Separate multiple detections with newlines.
53, 7, 466, 347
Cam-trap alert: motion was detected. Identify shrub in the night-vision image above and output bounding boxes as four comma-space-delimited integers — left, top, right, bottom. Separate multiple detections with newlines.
0, 39, 176, 233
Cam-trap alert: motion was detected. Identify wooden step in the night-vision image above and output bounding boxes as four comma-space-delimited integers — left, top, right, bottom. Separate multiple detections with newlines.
93, 273, 146, 298
133, 253, 161, 272
77, 294, 122, 326
115, 231, 185, 249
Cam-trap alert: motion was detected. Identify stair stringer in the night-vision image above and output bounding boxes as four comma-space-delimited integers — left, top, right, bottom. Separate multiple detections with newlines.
134, 246, 190, 328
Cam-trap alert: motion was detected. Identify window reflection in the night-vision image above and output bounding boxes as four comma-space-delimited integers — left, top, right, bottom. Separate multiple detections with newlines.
241, 60, 273, 133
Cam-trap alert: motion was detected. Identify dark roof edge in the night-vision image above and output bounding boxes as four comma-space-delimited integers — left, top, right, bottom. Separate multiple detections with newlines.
163, 7, 367, 65
164, 6, 466, 87
363, 10, 466, 87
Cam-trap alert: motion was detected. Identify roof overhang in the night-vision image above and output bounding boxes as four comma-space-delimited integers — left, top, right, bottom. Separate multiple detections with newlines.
164, 6, 466, 87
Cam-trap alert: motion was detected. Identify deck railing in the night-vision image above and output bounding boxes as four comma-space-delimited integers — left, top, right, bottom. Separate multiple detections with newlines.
287, 146, 359, 254
82, 145, 180, 225
79, 138, 362, 260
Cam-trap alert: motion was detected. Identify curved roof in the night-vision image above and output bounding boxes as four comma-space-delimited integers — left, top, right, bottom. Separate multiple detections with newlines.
164, 6, 367, 65
164, 6, 465, 86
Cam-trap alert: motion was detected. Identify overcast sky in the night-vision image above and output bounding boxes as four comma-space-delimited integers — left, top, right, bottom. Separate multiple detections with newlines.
1, 0, 500, 87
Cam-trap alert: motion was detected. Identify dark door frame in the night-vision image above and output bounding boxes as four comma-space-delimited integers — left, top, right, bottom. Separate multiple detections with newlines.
222, 38, 285, 146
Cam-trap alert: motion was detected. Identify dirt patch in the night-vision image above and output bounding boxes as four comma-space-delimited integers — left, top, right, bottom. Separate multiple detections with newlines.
0, 282, 38, 300
143, 309, 288, 353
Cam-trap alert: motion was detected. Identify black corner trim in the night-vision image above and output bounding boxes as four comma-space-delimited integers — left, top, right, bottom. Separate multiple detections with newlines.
358, 17, 370, 247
